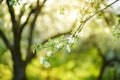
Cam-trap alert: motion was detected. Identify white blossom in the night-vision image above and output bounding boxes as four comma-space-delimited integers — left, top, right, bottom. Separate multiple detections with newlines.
66, 45, 71, 52
40, 56, 44, 64
46, 51, 52, 56
44, 61, 51, 67
67, 36, 74, 44
56, 43, 62, 49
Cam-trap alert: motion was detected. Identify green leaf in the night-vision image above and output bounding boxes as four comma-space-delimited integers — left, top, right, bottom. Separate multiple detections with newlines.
34, 44, 43, 52
118, 18, 120, 24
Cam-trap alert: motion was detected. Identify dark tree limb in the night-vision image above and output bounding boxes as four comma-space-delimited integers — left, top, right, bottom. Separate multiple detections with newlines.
90, 42, 107, 80
6, 0, 17, 29
93, 42, 120, 80
19, 9, 34, 34
18, 4, 26, 24
19, 0, 47, 34
6, 0, 23, 65
42, 31, 71, 44
98, 57, 120, 80
0, 30, 13, 51
25, 0, 47, 64
25, 13, 38, 64
0, 0, 3, 3
42, 17, 77, 44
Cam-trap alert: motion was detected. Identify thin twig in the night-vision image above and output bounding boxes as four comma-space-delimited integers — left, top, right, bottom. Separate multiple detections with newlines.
73, 0, 119, 36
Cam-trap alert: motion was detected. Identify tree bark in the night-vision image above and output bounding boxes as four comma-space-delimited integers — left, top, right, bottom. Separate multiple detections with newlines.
2, 0, 48, 80
11, 46, 27, 80
13, 62, 27, 80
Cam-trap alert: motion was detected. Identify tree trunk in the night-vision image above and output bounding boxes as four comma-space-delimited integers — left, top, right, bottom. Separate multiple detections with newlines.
11, 49, 27, 80
13, 63, 27, 80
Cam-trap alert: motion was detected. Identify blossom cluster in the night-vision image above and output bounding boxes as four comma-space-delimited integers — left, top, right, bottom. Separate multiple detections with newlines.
35, 35, 76, 67
40, 56, 51, 67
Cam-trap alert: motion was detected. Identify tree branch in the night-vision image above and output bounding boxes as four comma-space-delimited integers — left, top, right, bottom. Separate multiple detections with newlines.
73, 0, 119, 36
19, 0, 47, 34
0, 30, 12, 51
0, 0, 3, 3
18, 4, 26, 23
25, 0, 47, 64
19, 9, 34, 34
42, 30, 71, 44
6, 0, 17, 29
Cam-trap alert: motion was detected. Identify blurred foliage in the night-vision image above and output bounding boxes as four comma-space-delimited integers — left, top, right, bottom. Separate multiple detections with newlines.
0, 50, 13, 80
0, 39, 6, 55
26, 48, 101, 80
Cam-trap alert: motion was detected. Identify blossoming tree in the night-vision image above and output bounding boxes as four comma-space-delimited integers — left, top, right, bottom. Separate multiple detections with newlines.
0, 0, 120, 80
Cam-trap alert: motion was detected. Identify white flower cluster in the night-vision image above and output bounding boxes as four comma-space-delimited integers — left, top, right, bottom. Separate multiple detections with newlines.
67, 36, 74, 44
66, 45, 71, 52
56, 43, 62, 49
40, 56, 44, 64
44, 61, 51, 67
39, 35, 76, 67
46, 51, 52, 56
40, 56, 50, 67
